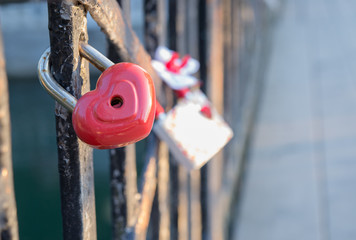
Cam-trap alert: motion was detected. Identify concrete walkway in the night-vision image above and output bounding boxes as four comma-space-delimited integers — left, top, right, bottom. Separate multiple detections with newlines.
233, 1, 356, 240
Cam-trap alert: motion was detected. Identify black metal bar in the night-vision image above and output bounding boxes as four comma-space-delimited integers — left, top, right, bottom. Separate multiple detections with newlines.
144, 0, 160, 56
198, 0, 207, 92
168, 0, 177, 52
143, 0, 160, 236
47, 1, 96, 239
109, 147, 127, 238
167, 1, 179, 239
183, 0, 203, 239
197, 1, 209, 239
107, 1, 140, 239
172, 1, 192, 239
109, 144, 138, 239
0, 27, 19, 240
169, 160, 179, 240
143, 0, 171, 239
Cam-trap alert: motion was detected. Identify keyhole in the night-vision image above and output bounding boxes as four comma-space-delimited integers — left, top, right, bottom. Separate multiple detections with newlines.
111, 96, 123, 108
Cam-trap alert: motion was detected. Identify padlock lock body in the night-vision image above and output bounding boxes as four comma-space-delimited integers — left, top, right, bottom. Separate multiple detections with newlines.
72, 62, 156, 149
153, 90, 233, 170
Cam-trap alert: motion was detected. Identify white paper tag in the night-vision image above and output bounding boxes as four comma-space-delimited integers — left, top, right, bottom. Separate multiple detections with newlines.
153, 90, 233, 170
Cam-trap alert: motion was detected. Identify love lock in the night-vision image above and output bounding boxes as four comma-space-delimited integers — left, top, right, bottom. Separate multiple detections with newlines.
38, 43, 156, 149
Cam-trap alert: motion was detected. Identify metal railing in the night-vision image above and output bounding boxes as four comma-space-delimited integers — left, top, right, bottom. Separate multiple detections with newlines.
0, 0, 272, 239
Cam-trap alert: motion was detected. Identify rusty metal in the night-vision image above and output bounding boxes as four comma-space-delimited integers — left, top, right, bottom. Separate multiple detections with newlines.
47, 1, 96, 239
6, 0, 271, 240
177, 166, 189, 240
157, 142, 170, 240
143, 0, 171, 239
134, 134, 158, 240
78, 0, 164, 103
0, 27, 19, 240
109, 141, 139, 240
38, 43, 115, 113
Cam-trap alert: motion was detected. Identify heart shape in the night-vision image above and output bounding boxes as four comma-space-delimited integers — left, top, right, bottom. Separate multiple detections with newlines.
72, 63, 156, 149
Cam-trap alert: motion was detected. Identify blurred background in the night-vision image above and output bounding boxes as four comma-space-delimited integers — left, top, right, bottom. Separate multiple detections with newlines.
3, 0, 356, 240
232, 1, 356, 240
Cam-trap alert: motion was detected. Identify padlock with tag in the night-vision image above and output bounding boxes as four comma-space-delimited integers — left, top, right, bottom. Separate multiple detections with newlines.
151, 46, 200, 90
154, 90, 233, 170
38, 44, 156, 149
152, 46, 233, 170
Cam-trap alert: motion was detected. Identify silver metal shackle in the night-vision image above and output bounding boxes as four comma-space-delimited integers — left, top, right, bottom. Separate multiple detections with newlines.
38, 48, 77, 111
79, 43, 114, 71
37, 43, 115, 112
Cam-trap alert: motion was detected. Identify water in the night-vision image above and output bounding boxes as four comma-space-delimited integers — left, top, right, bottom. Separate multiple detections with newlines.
9, 77, 111, 239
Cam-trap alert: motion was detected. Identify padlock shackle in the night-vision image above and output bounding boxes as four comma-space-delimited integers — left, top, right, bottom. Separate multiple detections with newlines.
38, 43, 153, 113
38, 48, 77, 112
38, 44, 113, 112
79, 43, 114, 71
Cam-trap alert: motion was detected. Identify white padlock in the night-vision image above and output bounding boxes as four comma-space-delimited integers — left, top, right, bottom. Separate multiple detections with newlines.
154, 90, 233, 170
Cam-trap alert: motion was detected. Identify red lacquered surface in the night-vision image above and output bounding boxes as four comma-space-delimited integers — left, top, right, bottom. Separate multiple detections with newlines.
174, 88, 190, 98
72, 63, 156, 149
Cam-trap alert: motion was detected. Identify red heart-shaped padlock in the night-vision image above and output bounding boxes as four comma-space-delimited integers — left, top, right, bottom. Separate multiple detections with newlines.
72, 63, 156, 149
